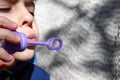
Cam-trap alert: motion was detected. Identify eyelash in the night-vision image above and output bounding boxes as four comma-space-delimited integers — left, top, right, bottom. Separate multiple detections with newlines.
29, 11, 34, 16
0, 8, 11, 12
0, 8, 34, 16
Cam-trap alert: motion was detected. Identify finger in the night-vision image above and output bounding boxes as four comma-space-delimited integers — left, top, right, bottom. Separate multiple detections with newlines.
0, 48, 13, 61
0, 28, 20, 43
0, 56, 15, 69
0, 16, 17, 30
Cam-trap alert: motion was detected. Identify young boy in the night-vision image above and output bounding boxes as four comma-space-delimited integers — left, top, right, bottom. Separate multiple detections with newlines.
0, 0, 50, 80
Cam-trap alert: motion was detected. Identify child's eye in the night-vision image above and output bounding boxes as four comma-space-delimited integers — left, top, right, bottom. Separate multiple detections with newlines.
29, 11, 34, 16
0, 8, 11, 12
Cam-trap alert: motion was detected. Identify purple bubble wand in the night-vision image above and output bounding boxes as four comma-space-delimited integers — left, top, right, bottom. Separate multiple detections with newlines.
4, 31, 63, 53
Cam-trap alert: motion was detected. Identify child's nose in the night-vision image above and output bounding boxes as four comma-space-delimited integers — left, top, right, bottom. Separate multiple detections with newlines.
17, 7, 33, 27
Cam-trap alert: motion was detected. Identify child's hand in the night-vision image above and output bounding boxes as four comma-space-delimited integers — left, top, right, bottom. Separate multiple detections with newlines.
0, 16, 20, 69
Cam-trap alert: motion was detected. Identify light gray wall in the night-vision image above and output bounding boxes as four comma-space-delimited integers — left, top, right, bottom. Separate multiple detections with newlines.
35, 0, 120, 80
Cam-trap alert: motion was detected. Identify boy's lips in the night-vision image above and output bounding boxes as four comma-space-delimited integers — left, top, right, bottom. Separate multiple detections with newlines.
27, 34, 37, 41
27, 34, 37, 47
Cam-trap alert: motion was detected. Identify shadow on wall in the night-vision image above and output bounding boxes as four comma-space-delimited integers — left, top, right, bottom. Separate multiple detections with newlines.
35, 0, 120, 80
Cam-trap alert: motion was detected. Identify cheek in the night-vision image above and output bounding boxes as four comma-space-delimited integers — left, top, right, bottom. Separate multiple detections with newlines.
0, 14, 14, 21
33, 20, 39, 40
13, 48, 35, 61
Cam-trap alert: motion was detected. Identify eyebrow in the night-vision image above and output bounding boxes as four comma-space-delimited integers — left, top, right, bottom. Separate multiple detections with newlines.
0, 0, 18, 4
5, 0, 18, 4
25, 0, 35, 7
0, 0, 36, 4
25, 0, 36, 2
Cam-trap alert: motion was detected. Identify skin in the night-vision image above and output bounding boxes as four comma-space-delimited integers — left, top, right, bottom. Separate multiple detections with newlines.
0, 0, 39, 69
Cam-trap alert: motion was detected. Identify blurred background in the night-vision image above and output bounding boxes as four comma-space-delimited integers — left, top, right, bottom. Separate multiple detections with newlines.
35, 0, 120, 80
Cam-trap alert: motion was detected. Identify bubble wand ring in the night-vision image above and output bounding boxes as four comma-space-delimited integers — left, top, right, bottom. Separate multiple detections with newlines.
28, 37, 62, 50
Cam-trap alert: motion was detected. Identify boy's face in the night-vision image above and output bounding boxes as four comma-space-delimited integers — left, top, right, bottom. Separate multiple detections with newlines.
0, 0, 39, 61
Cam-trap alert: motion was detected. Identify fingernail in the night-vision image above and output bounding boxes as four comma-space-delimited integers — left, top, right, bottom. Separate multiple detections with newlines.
12, 22, 17, 27
7, 55, 13, 61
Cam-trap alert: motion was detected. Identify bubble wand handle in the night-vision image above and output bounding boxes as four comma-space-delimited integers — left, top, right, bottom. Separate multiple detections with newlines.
28, 41, 47, 45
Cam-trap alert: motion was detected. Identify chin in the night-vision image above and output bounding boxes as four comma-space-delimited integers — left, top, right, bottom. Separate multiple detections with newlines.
13, 47, 35, 61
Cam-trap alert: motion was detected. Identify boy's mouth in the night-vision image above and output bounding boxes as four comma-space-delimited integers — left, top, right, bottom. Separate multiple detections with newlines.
27, 33, 37, 41
27, 34, 37, 47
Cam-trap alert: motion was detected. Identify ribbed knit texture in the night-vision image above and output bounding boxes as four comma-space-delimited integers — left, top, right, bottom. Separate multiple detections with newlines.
35, 0, 120, 80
